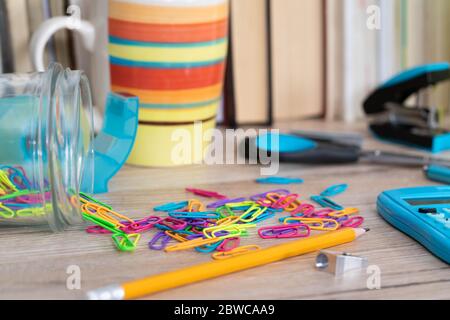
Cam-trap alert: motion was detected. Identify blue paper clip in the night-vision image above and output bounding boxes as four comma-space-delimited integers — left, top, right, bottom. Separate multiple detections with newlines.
154, 201, 188, 212
320, 184, 348, 197
310, 195, 343, 210
195, 239, 224, 253
256, 177, 304, 185
168, 211, 220, 220
253, 212, 275, 223
266, 207, 284, 214
153, 224, 172, 231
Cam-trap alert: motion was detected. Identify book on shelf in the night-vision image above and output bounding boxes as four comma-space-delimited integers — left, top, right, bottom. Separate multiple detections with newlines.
269, 0, 325, 121
224, 0, 271, 126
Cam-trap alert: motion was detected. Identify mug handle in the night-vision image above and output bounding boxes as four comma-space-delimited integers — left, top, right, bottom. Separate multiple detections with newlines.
29, 16, 96, 71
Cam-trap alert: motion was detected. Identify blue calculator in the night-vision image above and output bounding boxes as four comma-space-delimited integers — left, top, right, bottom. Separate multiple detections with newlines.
377, 186, 450, 264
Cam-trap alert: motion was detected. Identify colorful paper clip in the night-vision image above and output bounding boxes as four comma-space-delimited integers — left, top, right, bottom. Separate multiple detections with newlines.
211, 245, 261, 260
148, 231, 172, 250
310, 195, 343, 210
112, 233, 140, 252
186, 188, 227, 199
320, 184, 348, 197
165, 230, 189, 242
195, 239, 224, 253
239, 205, 268, 223
0, 202, 15, 218
249, 189, 290, 201
328, 207, 359, 218
159, 217, 188, 230
273, 193, 299, 209
168, 211, 220, 220
207, 197, 246, 209
258, 223, 310, 239
291, 203, 315, 216
165, 237, 223, 252
283, 217, 340, 231
341, 216, 365, 228
123, 216, 162, 233
154, 201, 188, 212
255, 177, 304, 185
216, 237, 241, 252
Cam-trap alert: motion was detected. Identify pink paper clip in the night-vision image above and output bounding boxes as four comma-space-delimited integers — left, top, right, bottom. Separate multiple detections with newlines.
160, 217, 188, 230
291, 203, 315, 216
341, 216, 364, 228
86, 225, 111, 234
216, 237, 240, 252
124, 216, 162, 233
273, 194, 299, 209
186, 188, 227, 199
258, 223, 310, 239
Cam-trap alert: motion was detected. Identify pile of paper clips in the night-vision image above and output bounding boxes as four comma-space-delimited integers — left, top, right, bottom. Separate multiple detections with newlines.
0, 165, 51, 219
81, 183, 365, 258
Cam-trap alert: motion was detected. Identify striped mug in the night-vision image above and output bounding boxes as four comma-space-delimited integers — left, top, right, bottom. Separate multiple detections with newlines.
30, 0, 229, 167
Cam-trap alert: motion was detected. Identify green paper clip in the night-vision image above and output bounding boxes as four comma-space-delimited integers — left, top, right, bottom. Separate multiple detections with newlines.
112, 233, 141, 252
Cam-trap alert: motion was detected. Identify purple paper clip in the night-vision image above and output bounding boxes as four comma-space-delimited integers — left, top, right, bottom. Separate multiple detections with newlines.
214, 230, 229, 237
148, 231, 171, 250
187, 234, 205, 240
207, 197, 246, 209
249, 189, 290, 201
186, 218, 209, 227
310, 208, 334, 218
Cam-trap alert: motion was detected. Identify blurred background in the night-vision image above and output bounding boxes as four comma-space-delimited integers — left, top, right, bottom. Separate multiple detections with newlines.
0, 0, 449, 126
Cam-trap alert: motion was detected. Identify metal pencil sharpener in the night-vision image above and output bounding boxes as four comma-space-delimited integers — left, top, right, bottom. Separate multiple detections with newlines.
315, 250, 368, 276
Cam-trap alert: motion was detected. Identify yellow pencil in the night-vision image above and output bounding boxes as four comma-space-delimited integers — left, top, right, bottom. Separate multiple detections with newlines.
86, 227, 368, 300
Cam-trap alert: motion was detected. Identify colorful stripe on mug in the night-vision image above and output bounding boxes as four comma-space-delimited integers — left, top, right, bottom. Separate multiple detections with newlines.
137, 100, 219, 123
109, 0, 228, 25
110, 62, 225, 90
108, 18, 228, 43
108, 38, 227, 63
111, 84, 223, 105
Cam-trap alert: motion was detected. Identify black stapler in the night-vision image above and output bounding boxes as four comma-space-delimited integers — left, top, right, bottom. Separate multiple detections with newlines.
363, 62, 450, 153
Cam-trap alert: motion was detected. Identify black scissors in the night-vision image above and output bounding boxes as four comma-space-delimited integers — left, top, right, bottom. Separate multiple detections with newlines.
243, 131, 450, 167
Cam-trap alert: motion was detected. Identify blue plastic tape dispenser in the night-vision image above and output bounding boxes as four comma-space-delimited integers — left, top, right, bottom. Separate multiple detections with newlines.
377, 185, 450, 264
81, 92, 139, 194
363, 62, 450, 153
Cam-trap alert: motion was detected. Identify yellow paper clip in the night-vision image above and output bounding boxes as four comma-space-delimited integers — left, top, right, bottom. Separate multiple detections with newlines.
328, 207, 359, 218
212, 245, 261, 260
165, 237, 223, 252
239, 205, 267, 223
210, 224, 250, 238
188, 199, 205, 212
203, 216, 240, 238
0, 202, 15, 218
225, 201, 255, 208
285, 199, 302, 212
16, 204, 52, 217
284, 217, 340, 231
165, 230, 188, 242
0, 170, 18, 193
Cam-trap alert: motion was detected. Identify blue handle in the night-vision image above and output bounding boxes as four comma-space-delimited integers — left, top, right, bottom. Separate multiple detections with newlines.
81, 92, 139, 194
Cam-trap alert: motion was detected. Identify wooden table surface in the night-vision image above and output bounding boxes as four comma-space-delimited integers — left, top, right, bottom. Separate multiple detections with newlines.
1, 120, 449, 300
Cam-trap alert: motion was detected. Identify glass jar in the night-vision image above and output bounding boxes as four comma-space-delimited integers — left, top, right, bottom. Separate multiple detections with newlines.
0, 63, 94, 231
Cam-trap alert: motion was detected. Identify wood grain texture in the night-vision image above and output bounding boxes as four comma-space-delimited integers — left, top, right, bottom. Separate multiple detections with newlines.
0, 120, 449, 300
